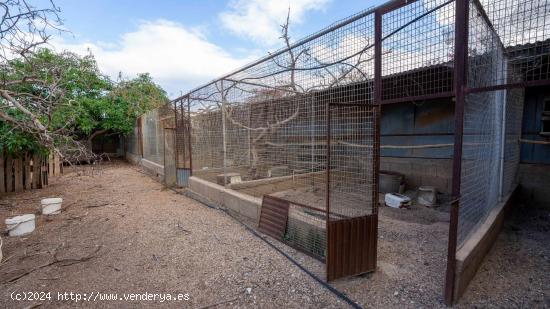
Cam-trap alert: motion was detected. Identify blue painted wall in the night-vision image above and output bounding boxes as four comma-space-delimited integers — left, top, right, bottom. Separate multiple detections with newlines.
381, 98, 454, 159
520, 87, 550, 164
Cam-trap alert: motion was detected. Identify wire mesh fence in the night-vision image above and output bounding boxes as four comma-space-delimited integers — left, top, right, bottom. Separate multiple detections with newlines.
141, 105, 175, 166
126, 121, 141, 157
457, 0, 550, 248
164, 0, 550, 299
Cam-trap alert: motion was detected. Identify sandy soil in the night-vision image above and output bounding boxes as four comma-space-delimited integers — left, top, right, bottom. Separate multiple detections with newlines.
0, 161, 548, 308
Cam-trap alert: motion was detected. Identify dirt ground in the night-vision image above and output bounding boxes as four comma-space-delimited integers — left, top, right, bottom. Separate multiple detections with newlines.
0, 162, 344, 308
0, 161, 548, 308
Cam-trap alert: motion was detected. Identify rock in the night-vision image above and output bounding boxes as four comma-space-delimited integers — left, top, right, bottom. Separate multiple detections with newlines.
394, 291, 399, 296
245, 288, 252, 294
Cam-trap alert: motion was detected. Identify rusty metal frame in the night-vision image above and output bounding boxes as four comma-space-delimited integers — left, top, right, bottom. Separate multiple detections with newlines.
170, 0, 550, 303
445, 0, 469, 304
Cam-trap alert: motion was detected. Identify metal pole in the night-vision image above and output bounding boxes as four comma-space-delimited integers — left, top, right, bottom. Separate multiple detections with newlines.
373, 8, 383, 271
188, 97, 193, 175
445, 0, 469, 304
173, 99, 179, 171
325, 100, 331, 281
498, 65, 508, 201
221, 80, 228, 187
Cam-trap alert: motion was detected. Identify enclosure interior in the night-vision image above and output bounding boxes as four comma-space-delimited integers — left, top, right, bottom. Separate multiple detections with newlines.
169, 0, 550, 292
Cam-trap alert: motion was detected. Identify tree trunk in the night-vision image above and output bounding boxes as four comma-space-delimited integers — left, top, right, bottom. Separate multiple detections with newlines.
86, 129, 108, 150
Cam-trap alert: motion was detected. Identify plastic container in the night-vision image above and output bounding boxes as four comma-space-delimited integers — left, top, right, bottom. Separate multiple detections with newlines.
41, 197, 63, 215
384, 193, 411, 209
379, 171, 405, 193
5, 214, 36, 236
418, 186, 437, 207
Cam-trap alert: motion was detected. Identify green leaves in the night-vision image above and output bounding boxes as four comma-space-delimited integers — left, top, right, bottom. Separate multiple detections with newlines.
1, 48, 169, 153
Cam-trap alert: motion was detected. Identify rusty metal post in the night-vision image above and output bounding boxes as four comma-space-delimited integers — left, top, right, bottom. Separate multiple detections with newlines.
325, 99, 331, 281
187, 97, 193, 175
180, 99, 186, 169
174, 99, 180, 170
445, 0, 469, 305
373, 8, 383, 270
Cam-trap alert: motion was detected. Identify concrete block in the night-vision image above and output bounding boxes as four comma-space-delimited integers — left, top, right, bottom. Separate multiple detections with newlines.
420, 176, 448, 193
436, 164, 452, 178
141, 159, 164, 177
189, 177, 224, 205
188, 176, 261, 223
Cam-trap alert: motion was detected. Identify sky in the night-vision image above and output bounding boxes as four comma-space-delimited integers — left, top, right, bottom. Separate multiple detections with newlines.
38, 0, 387, 98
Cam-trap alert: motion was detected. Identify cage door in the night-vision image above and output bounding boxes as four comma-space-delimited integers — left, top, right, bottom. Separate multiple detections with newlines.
164, 128, 177, 186
326, 103, 378, 281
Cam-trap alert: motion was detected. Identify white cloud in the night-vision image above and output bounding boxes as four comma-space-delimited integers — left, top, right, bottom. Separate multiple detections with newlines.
50, 20, 254, 97
219, 0, 331, 46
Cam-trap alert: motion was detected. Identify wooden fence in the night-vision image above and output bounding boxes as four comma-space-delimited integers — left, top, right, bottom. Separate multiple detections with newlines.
0, 153, 63, 195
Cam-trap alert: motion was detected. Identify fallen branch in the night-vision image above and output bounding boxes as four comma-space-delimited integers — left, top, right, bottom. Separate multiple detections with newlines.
67, 212, 88, 220
4, 245, 102, 283
22, 303, 42, 309
84, 203, 109, 208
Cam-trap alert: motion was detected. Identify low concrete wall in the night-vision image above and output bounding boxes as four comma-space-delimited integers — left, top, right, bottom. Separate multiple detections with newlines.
188, 176, 261, 223
518, 163, 550, 209
141, 159, 164, 177
380, 157, 453, 193
125, 153, 165, 182
453, 186, 518, 302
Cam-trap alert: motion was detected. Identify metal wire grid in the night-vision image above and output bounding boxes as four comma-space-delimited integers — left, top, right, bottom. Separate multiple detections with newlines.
328, 103, 375, 219
141, 105, 175, 166
501, 88, 524, 196
458, 90, 503, 246
174, 105, 190, 170
456, 0, 545, 247
467, 0, 508, 89
164, 0, 550, 287
172, 10, 380, 261
126, 123, 141, 156
469, 0, 550, 87
381, 0, 456, 102
164, 128, 177, 186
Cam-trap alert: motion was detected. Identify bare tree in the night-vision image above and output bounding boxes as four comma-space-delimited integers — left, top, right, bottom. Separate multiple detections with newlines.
187, 8, 383, 179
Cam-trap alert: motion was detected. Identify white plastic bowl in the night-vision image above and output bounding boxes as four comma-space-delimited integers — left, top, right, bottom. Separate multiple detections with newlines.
41, 198, 63, 215
5, 214, 36, 236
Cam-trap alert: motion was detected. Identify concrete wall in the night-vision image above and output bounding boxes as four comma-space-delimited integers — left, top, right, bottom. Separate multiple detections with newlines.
380, 157, 453, 194
125, 152, 165, 182
188, 176, 261, 223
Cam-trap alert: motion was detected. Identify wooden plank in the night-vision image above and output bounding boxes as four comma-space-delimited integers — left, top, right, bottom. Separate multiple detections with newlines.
48, 153, 53, 176
6, 155, 13, 192
54, 154, 60, 176
42, 155, 49, 187
32, 154, 40, 189
0, 153, 5, 194
24, 153, 32, 190
14, 157, 23, 192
